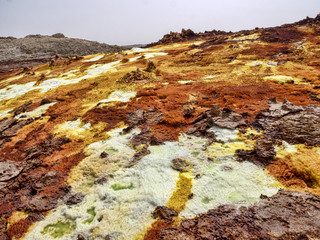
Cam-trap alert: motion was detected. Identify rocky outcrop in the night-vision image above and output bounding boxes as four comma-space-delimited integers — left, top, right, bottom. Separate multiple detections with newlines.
150, 190, 320, 240
147, 28, 228, 46
186, 104, 246, 142
149, 14, 320, 47
254, 98, 320, 146
156, 29, 196, 44
0, 34, 123, 72
237, 99, 320, 166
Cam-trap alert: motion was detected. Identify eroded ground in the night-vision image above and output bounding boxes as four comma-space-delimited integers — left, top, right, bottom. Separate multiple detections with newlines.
1, 15, 320, 240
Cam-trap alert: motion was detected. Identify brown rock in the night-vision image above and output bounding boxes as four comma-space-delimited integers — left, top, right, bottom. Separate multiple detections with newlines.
77, 234, 86, 240
65, 192, 85, 205
237, 137, 276, 166
117, 68, 150, 84
40, 98, 51, 105
187, 104, 246, 142
130, 129, 162, 148
171, 158, 193, 172
128, 145, 151, 168
0, 118, 17, 133
153, 206, 178, 221
253, 99, 320, 146
124, 108, 163, 133
9, 101, 32, 116
26, 194, 58, 212
182, 104, 195, 118
0, 161, 23, 182
100, 151, 108, 158
155, 190, 320, 240
145, 60, 156, 73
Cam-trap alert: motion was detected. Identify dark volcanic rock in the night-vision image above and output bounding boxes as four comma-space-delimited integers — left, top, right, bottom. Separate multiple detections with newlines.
24, 136, 70, 163
0, 134, 72, 239
259, 27, 305, 43
100, 151, 108, 158
125, 109, 163, 131
153, 206, 178, 221
65, 192, 85, 206
238, 99, 320, 165
147, 28, 228, 47
25, 194, 58, 212
253, 98, 320, 146
187, 104, 246, 142
237, 137, 276, 166
130, 129, 163, 148
155, 28, 196, 45
182, 104, 195, 118
127, 145, 151, 168
123, 109, 164, 166
155, 190, 320, 240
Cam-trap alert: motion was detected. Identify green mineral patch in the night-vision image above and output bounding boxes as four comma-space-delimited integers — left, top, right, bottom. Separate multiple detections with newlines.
41, 220, 75, 238
228, 191, 246, 203
191, 151, 200, 157
111, 182, 134, 191
106, 147, 119, 153
202, 196, 214, 204
83, 207, 96, 224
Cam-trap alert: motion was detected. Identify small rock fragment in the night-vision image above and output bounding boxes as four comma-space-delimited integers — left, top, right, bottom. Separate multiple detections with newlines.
171, 158, 193, 172
65, 192, 85, 206
100, 151, 108, 158
153, 206, 178, 221
145, 60, 156, 72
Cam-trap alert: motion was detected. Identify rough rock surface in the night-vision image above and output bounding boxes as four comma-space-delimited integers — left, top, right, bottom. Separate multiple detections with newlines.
117, 68, 151, 84
186, 104, 246, 145
149, 190, 320, 240
0, 161, 23, 182
254, 98, 320, 146
148, 28, 228, 46
237, 99, 320, 166
152, 206, 178, 221
0, 34, 123, 72
171, 158, 193, 172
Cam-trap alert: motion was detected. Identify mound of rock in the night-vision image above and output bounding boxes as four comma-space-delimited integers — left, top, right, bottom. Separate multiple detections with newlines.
0, 34, 123, 72
152, 190, 320, 240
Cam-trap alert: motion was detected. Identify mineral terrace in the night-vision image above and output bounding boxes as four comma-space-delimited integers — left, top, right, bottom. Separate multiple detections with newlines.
1, 15, 320, 240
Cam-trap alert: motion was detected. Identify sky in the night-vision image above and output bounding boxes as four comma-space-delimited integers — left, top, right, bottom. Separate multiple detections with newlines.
0, 0, 319, 46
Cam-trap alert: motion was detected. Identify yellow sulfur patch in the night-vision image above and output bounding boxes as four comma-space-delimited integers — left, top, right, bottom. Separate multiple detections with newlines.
7, 211, 29, 229
280, 145, 320, 188
232, 33, 260, 41
54, 120, 108, 144
206, 141, 252, 158
166, 172, 193, 213
263, 75, 305, 84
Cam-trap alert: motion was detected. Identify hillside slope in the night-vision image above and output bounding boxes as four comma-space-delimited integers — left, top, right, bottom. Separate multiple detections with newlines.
0, 15, 320, 240
0, 34, 123, 73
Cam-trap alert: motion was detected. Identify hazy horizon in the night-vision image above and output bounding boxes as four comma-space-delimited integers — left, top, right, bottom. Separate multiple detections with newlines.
0, 0, 319, 45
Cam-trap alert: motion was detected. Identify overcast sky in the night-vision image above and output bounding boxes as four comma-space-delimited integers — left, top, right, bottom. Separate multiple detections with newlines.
0, 0, 319, 45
